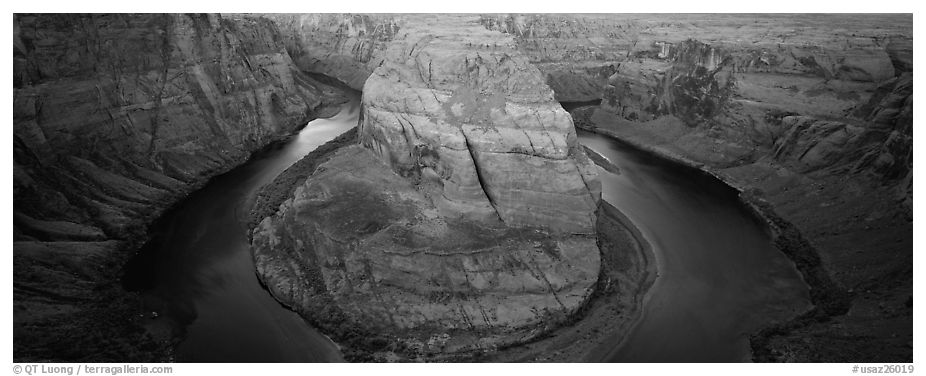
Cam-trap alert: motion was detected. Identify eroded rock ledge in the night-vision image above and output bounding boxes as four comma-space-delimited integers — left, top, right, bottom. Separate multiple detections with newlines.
251, 15, 602, 361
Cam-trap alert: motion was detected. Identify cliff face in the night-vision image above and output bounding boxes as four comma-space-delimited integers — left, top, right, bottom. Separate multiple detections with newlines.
360, 15, 600, 233
266, 13, 603, 231
479, 14, 626, 102
487, 13, 912, 362
600, 29, 911, 186
487, 14, 912, 190
267, 14, 401, 90
13, 13, 345, 361
251, 14, 602, 360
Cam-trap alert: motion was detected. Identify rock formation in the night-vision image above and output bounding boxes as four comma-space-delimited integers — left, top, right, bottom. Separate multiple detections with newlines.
267, 14, 602, 231
359, 15, 600, 233
13, 13, 345, 361
251, 14, 602, 360
479, 14, 625, 102
268, 14, 401, 90
485, 14, 912, 190
484, 13, 912, 362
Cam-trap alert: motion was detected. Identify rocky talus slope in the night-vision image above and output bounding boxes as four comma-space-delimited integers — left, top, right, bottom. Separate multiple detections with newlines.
251, 14, 602, 361
13, 13, 345, 361
486, 14, 912, 361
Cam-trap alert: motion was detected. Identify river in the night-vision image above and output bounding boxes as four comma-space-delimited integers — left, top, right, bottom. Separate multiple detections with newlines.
122, 95, 360, 362
578, 130, 811, 362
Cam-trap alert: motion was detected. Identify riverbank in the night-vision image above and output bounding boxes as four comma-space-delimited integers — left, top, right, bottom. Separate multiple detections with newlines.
578, 108, 911, 362
247, 127, 359, 232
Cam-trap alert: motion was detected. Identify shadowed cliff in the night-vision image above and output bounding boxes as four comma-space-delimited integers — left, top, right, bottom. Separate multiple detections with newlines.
13, 13, 346, 361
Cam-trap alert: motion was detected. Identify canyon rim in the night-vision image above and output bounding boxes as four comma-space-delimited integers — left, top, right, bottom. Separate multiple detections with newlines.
12, 13, 912, 363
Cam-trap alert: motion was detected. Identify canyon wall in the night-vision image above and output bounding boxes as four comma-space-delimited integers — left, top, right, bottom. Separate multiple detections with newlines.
480, 15, 627, 102
485, 14, 912, 193
251, 14, 602, 360
13, 13, 345, 361
486, 14, 912, 362
267, 14, 402, 90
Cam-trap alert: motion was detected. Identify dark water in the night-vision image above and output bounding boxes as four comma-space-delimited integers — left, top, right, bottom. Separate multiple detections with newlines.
123, 95, 360, 362
578, 130, 811, 362
560, 99, 602, 111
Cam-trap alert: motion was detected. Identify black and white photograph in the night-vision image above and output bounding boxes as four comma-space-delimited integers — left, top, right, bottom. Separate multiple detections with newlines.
9, 7, 917, 369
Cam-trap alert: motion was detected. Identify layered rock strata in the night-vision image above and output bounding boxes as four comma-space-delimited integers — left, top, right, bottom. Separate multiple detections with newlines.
13, 13, 345, 361
360, 15, 601, 233
268, 13, 602, 231
484, 14, 912, 191
268, 14, 401, 90
253, 146, 600, 360
251, 14, 602, 360
479, 14, 627, 102
485, 13, 912, 361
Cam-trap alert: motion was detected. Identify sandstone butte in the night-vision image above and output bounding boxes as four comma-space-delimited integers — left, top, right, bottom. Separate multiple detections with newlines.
250, 14, 603, 360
